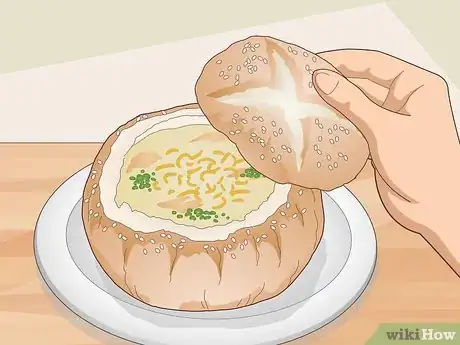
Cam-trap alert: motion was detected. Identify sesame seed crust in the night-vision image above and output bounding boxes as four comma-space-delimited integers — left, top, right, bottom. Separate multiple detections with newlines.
82, 103, 324, 311
195, 36, 370, 191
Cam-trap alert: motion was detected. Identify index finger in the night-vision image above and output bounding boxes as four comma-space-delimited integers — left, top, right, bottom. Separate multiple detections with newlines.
318, 49, 427, 88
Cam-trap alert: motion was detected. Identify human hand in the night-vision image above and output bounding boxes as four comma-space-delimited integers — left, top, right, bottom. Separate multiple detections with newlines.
313, 49, 460, 275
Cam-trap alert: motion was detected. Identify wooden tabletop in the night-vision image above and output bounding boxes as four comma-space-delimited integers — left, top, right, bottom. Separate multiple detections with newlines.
1, 143, 459, 345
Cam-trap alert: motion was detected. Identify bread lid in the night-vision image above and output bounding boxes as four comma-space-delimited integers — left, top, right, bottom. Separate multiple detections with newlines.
195, 36, 369, 190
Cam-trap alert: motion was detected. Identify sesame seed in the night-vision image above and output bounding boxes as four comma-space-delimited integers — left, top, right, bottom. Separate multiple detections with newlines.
160, 233, 166, 238
305, 64, 310, 71
263, 58, 268, 64
180, 239, 186, 243
167, 234, 172, 239
308, 82, 313, 88
89, 209, 93, 215
237, 65, 241, 71
278, 128, 283, 134
270, 147, 275, 153
272, 157, 277, 163
102, 227, 107, 232
273, 131, 278, 137
231, 237, 236, 243
231, 254, 236, 259
112, 223, 117, 227
292, 213, 298, 219
317, 149, 322, 155
254, 43, 260, 48
258, 116, 264, 122
244, 107, 249, 112
288, 46, 292, 52
216, 60, 222, 64
261, 126, 266, 133
242, 48, 247, 54
227, 244, 232, 249
155, 248, 160, 253
317, 162, 321, 168
172, 243, 177, 248
246, 229, 251, 235
328, 129, 333, 134
161, 110, 167, 115
281, 145, 287, 150
204, 245, 209, 249
223, 247, 228, 253
328, 165, 333, 170
244, 42, 251, 48
90, 175, 95, 180
84, 198, 89, 203
271, 220, 277, 224
229, 131, 235, 135
270, 225, 276, 230
240, 244, 244, 250
235, 130, 241, 134
211, 246, 215, 251
249, 138, 255, 143
329, 139, 335, 144
327, 154, 331, 160
334, 162, 338, 168
343, 155, 349, 161
244, 239, 248, 245
135, 233, 139, 239
260, 154, 265, 160
318, 124, 323, 129
91, 189, 95, 195
301, 208, 307, 213
223, 75, 229, 80
143, 249, 148, 255
280, 224, 287, 228
227, 65, 233, 71
303, 52, 308, 57
345, 129, 350, 135
298, 189, 304, 196
338, 152, 344, 157
93, 212, 99, 218
333, 124, 338, 130
178, 245, 184, 249
122, 236, 127, 241
286, 202, 291, 208
280, 211, 286, 216
258, 56, 263, 61
150, 239, 155, 244
261, 234, 268, 238
116, 130, 120, 136
160, 244, 165, 250
287, 147, 292, 153
118, 233, 122, 239
139, 237, 144, 242
219, 71, 224, 77
96, 202, 101, 207
241, 119, 247, 124
314, 144, 318, 151
312, 56, 317, 62
277, 154, 281, 160
256, 237, 261, 243
97, 160, 102, 165
335, 136, 339, 142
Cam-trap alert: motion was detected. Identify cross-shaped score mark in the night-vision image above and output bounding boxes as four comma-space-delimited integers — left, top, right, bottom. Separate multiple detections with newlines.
216, 52, 335, 170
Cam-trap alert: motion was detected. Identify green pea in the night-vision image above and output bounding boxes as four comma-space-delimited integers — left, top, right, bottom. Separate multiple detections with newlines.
139, 185, 145, 189
151, 172, 155, 175
240, 173, 246, 177
221, 213, 226, 216
177, 214, 183, 219
214, 215, 218, 218
205, 216, 211, 220
255, 173, 261, 178
190, 216, 196, 221
129, 176, 135, 180
226, 216, 230, 220
213, 219, 218, 223
141, 169, 145, 173
187, 208, 193, 213
132, 186, 138, 190
210, 211, 216, 215
172, 211, 177, 215
148, 188, 152, 192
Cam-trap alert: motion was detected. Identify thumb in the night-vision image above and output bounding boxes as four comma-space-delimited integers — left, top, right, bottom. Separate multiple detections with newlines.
312, 69, 390, 138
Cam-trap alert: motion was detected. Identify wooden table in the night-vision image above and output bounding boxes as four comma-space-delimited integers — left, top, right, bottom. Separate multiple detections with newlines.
1, 143, 459, 345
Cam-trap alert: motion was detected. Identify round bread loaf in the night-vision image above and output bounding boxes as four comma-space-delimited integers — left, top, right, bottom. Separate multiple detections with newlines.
82, 103, 324, 311
195, 36, 369, 190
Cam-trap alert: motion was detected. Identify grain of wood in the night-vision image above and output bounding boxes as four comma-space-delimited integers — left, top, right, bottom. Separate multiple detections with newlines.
0, 144, 458, 345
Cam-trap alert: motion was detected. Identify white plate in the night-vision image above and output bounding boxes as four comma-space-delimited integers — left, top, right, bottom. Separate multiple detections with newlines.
34, 166, 377, 345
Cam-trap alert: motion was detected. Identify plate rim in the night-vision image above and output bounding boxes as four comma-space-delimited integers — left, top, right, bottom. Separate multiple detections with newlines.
34, 165, 377, 345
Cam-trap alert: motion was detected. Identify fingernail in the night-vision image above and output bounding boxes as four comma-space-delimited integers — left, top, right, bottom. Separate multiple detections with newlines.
314, 71, 339, 95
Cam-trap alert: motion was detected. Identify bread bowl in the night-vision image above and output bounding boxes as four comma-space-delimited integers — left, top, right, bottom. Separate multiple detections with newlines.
195, 36, 370, 191
82, 103, 324, 311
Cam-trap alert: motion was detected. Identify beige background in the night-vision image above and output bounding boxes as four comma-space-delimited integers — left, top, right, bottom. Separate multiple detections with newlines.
0, 0, 459, 85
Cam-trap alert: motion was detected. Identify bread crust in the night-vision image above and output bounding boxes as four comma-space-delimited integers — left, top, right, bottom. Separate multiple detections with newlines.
82, 103, 324, 311
195, 36, 370, 191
